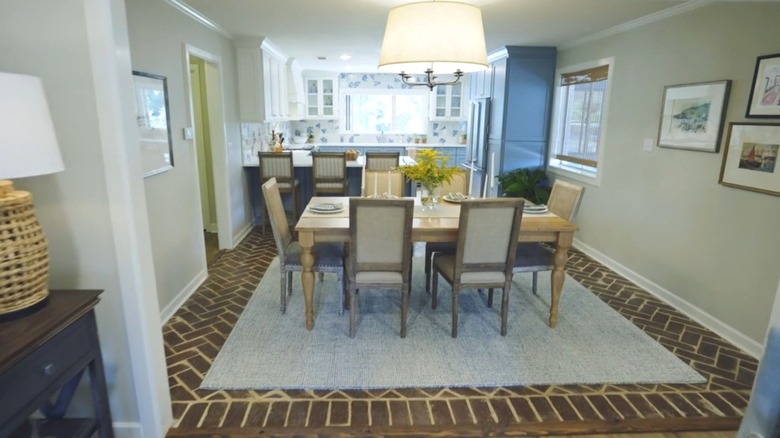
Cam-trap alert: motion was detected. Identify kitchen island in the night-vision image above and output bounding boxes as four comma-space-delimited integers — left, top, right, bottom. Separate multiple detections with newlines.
244, 152, 419, 226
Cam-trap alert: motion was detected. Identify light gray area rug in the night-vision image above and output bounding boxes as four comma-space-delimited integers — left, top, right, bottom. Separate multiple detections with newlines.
202, 258, 704, 390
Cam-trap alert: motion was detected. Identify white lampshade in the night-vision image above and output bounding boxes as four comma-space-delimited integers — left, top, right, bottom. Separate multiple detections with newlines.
378, 1, 488, 74
0, 72, 64, 180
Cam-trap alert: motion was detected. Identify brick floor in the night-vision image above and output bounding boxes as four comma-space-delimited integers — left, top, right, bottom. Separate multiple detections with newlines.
164, 228, 754, 436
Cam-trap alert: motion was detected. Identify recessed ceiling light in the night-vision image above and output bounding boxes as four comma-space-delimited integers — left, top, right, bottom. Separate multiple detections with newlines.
340, 54, 352, 61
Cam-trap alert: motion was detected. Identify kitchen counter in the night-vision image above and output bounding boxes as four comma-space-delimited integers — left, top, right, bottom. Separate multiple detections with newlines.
313, 142, 466, 148
243, 152, 366, 168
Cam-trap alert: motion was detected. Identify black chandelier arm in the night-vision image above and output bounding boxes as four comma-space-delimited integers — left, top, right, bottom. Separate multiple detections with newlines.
399, 69, 464, 90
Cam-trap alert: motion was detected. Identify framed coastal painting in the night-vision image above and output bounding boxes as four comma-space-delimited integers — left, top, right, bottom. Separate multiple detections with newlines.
746, 53, 780, 118
657, 80, 731, 152
719, 123, 780, 196
133, 71, 174, 178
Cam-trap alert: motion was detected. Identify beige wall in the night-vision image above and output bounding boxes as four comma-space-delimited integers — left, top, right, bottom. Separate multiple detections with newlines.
124, 0, 250, 312
0, 0, 172, 435
556, 3, 780, 348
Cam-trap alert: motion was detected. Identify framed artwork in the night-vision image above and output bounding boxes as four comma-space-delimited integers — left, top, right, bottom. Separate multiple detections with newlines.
746, 53, 780, 118
132, 71, 174, 177
657, 80, 731, 152
719, 123, 780, 196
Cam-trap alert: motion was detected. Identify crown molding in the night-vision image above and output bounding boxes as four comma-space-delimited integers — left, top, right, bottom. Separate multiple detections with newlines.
560, 0, 713, 50
164, 0, 232, 39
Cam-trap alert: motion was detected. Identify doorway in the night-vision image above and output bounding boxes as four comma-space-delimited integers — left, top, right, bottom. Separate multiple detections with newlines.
185, 46, 230, 265
189, 58, 220, 265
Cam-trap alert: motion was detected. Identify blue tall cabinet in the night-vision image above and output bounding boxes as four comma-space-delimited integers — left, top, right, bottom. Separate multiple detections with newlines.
484, 46, 557, 194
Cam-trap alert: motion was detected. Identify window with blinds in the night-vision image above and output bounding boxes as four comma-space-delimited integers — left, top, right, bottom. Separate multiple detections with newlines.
549, 62, 611, 177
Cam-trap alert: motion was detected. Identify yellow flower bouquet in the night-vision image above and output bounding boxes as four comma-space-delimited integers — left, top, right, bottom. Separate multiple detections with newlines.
397, 149, 459, 206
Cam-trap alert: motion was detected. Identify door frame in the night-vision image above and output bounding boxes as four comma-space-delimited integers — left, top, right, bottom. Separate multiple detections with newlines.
182, 44, 231, 250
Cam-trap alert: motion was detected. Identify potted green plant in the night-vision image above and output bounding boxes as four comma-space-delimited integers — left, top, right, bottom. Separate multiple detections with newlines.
397, 149, 458, 207
496, 168, 551, 205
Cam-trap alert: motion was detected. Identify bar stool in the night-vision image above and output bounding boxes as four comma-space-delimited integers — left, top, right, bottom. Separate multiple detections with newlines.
312, 152, 349, 196
365, 151, 400, 170
259, 152, 300, 235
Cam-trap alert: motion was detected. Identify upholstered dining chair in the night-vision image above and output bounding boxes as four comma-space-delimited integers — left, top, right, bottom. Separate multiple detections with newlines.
437, 169, 470, 197
363, 169, 405, 198
430, 198, 524, 337
365, 151, 400, 170
262, 178, 346, 314
259, 152, 300, 235
424, 169, 471, 292
312, 151, 348, 195
512, 179, 585, 294
347, 198, 414, 338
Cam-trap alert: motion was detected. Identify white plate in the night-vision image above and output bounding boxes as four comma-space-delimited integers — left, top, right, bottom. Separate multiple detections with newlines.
524, 205, 549, 214
309, 203, 344, 214
442, 193, 470, 203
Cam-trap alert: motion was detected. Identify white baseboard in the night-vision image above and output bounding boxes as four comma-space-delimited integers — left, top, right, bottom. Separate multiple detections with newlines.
113, 422, 143, 438
232, 220, 254, 249
574, 238, 763, 359
160, 268, 208, 325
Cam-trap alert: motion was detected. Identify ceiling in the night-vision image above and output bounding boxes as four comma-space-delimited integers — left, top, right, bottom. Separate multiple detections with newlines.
178, 0, 698, 72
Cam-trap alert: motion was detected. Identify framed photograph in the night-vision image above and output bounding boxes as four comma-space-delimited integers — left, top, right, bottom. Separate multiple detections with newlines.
746, 53, 780, 118
719, 123, 780, 196
132, 71, 174, 177
657, 80, 731, 152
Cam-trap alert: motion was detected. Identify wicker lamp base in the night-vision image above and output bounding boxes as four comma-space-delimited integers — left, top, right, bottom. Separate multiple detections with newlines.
0, 179, 50, 321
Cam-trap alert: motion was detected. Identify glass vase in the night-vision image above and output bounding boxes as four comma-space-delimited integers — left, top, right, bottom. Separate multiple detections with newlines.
421, 183, 440, 209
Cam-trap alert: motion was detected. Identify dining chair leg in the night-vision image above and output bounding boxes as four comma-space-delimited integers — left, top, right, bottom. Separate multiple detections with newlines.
287, 272, 294, 304
349, 285, 358, 338
400, 284, 409, 338
337, 269, 345, 316
487, 288, 494, 308
451, 286, 460, 338
261, 196, 268, 235
279, 269, 287, 313
501, 285, 510, 336
424, 247, 432, 293
532, 272, 538, 295
431, 269, 439, 309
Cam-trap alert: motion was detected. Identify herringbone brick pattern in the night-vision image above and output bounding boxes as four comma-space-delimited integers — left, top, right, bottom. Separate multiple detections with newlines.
163, 228, 755, 437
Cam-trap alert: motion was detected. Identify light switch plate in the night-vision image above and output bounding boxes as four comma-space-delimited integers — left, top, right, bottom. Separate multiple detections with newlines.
643, 138, 654, 152
183, 127, 194, 140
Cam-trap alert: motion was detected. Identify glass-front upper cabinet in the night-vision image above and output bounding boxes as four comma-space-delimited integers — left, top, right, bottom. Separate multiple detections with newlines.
305, 75, 338, 120
430, 79, 467, 121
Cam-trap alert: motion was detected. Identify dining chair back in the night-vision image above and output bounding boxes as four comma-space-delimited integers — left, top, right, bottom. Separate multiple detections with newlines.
437, 170, 470, 197
259, 152, 300, 235
513, 179, 585, 294
347, 198, 414, 338
365, 152, 400, 170
363, 169, 405, 198
262, 178, 345, 314
312, 152, 348, 195
431, 198, 524, 337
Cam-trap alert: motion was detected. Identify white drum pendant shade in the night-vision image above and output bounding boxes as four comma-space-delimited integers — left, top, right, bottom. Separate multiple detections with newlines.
378, 1, 488, 74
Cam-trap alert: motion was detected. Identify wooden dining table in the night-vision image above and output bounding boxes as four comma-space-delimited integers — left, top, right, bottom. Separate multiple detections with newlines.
295, 196, 579, 330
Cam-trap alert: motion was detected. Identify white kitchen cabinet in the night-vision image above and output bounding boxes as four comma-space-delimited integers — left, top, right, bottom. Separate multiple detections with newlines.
430, 79, 467, 121
304, 75, 338, 119
469, 67, 493, 100
236, 39, 289, 122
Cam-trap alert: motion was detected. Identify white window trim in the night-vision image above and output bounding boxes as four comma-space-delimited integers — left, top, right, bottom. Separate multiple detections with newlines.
341, 88, 430, 134
547, 56, 615, 187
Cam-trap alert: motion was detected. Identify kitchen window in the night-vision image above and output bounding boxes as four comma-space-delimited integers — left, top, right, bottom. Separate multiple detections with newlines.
548, 58, 613, 184
342, 89, 428, 135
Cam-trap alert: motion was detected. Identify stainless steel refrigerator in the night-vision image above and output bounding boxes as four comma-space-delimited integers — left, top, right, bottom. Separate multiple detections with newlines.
462, 98, 490, 197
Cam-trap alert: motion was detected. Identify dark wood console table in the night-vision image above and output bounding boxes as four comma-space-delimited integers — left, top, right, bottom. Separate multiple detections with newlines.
0, 290, 114, 437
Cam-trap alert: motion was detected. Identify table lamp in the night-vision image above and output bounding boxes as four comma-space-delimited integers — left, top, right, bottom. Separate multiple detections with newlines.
0, 72, 64, 321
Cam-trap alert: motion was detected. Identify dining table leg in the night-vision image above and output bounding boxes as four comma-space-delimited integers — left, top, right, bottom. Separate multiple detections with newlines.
549, 231, 574, 328
299, 231, 316, 330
